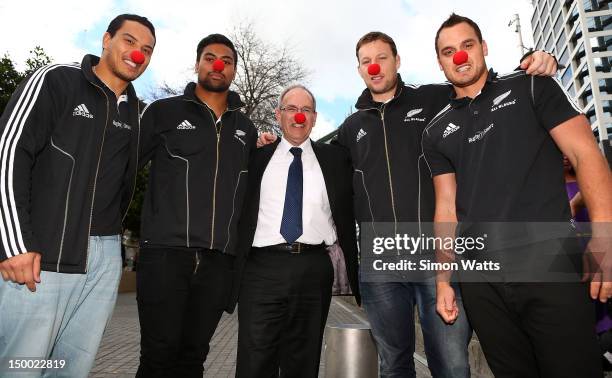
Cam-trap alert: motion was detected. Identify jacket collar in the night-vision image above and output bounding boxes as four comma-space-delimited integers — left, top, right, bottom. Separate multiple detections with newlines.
81, 54, 137, 100
355, 73, 405, 110
182, 82, 245, 111
449, 68, 497, 109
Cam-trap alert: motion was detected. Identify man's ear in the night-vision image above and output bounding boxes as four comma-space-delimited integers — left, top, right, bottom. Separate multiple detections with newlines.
275, 108, 282, 124
102, 32, 112, 51
482, 40, 488, 57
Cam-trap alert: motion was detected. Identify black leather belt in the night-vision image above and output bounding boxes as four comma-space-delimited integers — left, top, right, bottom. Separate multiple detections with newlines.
252, 242, 327, 254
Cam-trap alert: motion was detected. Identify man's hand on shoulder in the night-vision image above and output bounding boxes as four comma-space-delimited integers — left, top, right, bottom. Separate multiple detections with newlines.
257, 132, 277, 148
520, 50, 558, 76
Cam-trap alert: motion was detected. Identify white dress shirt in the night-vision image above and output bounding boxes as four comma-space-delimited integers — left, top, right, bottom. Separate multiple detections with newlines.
252, 137, 337, 247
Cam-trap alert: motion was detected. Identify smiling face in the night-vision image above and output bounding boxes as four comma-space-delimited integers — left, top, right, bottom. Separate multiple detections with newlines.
436, 21, 488, 90
357, 39, 400, 101
276, 87, 317, 146
195, 43, 236, 93
101, 20, 155, 83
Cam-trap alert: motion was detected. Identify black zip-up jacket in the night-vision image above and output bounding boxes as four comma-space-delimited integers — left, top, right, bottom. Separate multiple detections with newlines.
0, 55, 142, 273
139, 83, 257, 253
335, 75, 450, 230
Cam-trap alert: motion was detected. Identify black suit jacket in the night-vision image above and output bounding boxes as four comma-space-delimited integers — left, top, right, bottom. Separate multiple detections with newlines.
230, 138, 360, 309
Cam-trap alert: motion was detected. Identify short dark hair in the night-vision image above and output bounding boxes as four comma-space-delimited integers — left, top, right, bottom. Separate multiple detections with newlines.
355, 31, 397, 61
434, 13, 482, 56
106, 14, 156, 40
196, 34, 238, 64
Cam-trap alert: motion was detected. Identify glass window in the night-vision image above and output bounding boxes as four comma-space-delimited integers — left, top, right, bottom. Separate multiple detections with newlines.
599, 79, 612, 96
559, 46, 570, 67
556, 32, 567, 53
551, 0, 561, 19
532, 9, 539, 30
582, 0, 609, 12
568, 6, 580, 28
539, 0, 547, 11
594, 57, 612, 73
540, 1, 550, 18
575, 42, 587, 68
553, 13, 563, 36
583, 84, 594, 106
532, 12, 539, 31
587, 15, 612, 32
570, 22, 583, 44
568, 82, 576, 97
562, 66, 573, 87
543, 17, 552, 38
546, 34, 554, 51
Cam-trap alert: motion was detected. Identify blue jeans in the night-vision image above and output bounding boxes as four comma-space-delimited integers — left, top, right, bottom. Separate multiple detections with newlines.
360, 281, 472, 378
0, 235, 122, 378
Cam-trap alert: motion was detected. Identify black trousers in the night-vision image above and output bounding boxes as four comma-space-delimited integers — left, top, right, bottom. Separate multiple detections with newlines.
236, 247, 334, 378
136, 246, 235, 378
460, 281, 602, 378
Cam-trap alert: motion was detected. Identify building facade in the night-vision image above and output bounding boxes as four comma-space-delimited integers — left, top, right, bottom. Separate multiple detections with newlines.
531, 0, 611, 150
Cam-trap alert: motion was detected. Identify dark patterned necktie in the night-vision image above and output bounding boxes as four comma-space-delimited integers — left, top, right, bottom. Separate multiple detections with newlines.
280, 147, 303, 243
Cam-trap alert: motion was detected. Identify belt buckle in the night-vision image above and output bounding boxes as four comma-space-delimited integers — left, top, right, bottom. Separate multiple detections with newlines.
290, 242, 301, 254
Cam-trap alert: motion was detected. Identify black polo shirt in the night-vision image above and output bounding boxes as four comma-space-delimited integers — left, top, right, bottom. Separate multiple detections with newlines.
422, 69, 582, 245
90, 80, 133, 236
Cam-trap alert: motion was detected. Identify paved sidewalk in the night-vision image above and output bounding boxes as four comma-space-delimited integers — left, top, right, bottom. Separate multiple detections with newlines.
90, 293, 432, 377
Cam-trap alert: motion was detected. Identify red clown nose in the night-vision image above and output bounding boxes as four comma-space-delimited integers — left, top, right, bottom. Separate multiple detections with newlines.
212, 59, 225, 72
130, 50, 145, 64
294, 113, 306, 124
367, 63, 381, 75
453, 50, 468, 65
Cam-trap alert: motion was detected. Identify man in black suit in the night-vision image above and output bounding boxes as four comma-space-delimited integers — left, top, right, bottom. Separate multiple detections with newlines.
235, 84, 359, 378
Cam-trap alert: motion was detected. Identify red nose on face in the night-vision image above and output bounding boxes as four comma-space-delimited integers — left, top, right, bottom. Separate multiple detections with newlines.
294, 113, 306, 124
453, 50, 468, 65
130, 50, 145, 64
367, 63, 381, 75
212, 59, 225, 72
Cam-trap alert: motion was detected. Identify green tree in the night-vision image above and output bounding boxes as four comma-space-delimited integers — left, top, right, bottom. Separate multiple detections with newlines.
0, 46, 53, 115
24, 46, 52, 77
0, 54, 23, 114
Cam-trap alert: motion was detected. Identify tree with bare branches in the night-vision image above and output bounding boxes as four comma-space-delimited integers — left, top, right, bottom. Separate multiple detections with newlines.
230, 23, 309, 135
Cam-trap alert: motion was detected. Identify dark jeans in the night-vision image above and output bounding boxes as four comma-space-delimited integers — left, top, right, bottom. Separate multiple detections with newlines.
460, 281, 602, 378
136, 246, 235, 378
360, 281, 472, 378
236, 247, 334, 378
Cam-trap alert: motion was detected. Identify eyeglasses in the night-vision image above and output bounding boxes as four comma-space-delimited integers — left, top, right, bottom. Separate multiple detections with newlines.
279, 105, 314, 115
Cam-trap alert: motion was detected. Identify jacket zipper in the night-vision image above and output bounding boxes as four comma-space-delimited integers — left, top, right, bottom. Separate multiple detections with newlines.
51, 139, 75, 272
193, 250, 201, 274
380, 105, 398, 229
223, 170, 248, 252
163, 143, 190, 247
360, 88, 403, 236
85, 82, 110, 272
186, 99, 242, 250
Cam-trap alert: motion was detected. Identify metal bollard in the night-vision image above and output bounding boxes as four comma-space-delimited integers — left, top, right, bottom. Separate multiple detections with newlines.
323, 324, 378, 378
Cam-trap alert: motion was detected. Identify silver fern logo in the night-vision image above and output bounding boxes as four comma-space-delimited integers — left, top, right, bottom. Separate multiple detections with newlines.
404, 108, 426, 122
491, 90, 516, 112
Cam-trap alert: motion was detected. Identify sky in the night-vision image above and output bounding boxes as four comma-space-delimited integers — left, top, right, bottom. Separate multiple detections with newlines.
0, 0, 537, 139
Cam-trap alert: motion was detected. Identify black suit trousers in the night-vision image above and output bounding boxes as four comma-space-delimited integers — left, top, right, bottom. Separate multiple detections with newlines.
236, 247, 334, 378
136, 246, 235, 378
